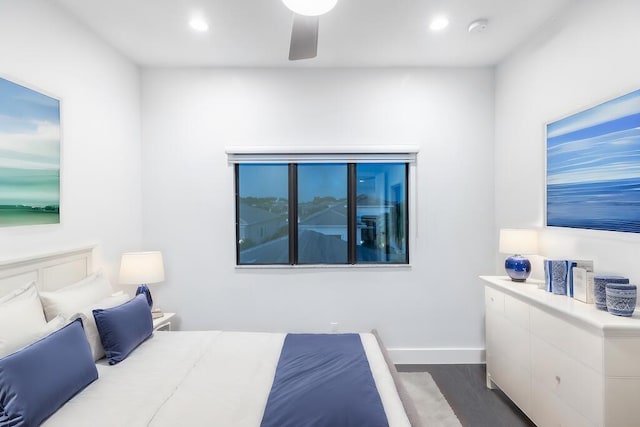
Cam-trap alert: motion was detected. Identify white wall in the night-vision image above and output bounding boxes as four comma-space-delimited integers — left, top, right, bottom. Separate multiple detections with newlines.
495, 0, 640, 283
141, 68, 495, 363
0, 1, 142, 281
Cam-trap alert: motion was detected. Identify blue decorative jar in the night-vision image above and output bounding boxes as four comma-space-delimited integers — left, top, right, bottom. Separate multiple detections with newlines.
605, 283, 637, 317
594, 276, 629, 310
505, 255, 531, 282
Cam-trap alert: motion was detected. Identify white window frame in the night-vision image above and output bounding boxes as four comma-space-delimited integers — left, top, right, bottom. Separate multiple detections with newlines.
227, 146, 419, 269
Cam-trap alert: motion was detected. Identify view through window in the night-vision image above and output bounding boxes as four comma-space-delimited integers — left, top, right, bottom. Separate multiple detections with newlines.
236, 163, 408, 265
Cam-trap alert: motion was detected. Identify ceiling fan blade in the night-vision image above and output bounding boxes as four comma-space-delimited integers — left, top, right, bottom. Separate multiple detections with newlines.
288, 14, 319, 60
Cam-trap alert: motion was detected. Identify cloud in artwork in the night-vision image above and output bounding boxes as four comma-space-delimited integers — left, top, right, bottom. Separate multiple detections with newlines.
0, 121, 60, 170
547, 90, 640, 139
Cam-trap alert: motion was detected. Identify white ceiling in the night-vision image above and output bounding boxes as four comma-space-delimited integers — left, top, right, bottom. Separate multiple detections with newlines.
55, 0, 575, 68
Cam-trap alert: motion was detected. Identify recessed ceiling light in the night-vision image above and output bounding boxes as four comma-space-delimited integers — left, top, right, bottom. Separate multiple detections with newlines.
189, 17, 209, 32
282, 0, 338, 17
429, 15, 449, 32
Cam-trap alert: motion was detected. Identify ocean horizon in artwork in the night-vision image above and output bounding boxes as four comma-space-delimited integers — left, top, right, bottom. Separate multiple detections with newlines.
547, 89, 640, 233
0, 77, 60, 226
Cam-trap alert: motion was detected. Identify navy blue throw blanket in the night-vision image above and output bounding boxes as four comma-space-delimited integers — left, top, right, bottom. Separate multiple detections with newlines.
260, 333, 389, 427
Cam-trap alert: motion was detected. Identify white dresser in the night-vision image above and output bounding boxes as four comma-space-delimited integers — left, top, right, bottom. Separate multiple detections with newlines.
480, 275, 640, 427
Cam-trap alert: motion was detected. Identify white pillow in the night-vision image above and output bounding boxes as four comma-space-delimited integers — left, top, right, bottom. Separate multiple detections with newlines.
39, 270, 114, 321
0, 314, 66, 358
0, 282, 48, 352
69, 291, 131, 361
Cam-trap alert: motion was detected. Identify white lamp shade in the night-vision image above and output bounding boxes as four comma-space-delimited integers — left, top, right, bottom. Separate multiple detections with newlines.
282, 0, 338, 16
119, 251, 165, 285
499, 229, 538, 255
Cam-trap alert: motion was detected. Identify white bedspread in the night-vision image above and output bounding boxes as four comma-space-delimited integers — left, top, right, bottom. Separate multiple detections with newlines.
43, 331, 410, 427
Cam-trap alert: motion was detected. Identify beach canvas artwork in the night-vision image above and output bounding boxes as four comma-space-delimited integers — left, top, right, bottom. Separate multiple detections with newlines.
547, 89, 640, 233
0, 77, 60, 227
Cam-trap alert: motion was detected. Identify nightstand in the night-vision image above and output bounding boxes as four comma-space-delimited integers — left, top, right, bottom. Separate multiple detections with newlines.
152, 312, 176, 331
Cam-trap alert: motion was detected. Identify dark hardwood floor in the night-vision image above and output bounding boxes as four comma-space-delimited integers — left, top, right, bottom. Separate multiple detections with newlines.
397, 364, 536, 427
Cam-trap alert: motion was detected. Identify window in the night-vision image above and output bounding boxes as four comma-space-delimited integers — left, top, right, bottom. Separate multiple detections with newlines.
236, 164, 288, 264
235, 162, 409, 266
356, 163, 407, 263
298, 164, 348, 264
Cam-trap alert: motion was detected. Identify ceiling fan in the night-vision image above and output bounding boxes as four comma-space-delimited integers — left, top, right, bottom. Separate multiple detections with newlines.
281, 0, 338, 60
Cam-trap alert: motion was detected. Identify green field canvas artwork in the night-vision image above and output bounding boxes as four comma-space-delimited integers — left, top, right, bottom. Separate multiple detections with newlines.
0, 77, 60, 227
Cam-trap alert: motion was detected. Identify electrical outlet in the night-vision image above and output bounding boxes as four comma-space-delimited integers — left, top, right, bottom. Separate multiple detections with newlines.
330, 322, 339, 332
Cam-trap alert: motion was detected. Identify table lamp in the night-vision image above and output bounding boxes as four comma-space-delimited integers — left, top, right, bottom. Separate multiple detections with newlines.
119, 251, 165, 315
499, 229, 538, 282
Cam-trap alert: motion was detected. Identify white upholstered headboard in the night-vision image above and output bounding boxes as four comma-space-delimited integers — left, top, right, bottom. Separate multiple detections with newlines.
0, 246, 94, 298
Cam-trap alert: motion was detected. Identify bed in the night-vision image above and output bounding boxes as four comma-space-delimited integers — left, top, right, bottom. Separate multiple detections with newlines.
0, 247, 416, 427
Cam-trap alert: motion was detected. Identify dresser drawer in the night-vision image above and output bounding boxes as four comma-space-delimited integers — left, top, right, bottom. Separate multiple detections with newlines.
530, 306, 603, 372
605, 378, 640, 427
604, 337, 640, 377
504, 293, 530, 330
485, 309, 502, 357
531, 336, 603, 425
531, 383, 597, 427
485, 286, 504, 314
487, 351, 531, 416
486, 310, 530, 370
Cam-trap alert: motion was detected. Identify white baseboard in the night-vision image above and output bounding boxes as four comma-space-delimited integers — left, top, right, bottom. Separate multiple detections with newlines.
388, 347, 486, 365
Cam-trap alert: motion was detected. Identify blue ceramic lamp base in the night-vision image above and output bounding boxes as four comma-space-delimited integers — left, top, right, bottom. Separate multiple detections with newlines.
136, 284, 154, 308
505, 255, 531, 282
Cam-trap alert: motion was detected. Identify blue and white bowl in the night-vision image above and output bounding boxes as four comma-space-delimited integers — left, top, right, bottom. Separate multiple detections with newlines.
594, 276, 629, 310
605, 283, 637, 317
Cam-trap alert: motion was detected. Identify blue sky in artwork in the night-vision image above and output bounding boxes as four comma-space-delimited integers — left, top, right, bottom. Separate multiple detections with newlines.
0, 78, 59, 133
0, 77, 60, 207
0, 77, 60, 169
547, 89, 640, 185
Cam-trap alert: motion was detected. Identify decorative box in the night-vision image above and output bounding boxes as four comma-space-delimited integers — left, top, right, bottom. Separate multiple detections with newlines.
572, 267, 595, 304
568, 260, 593, 297
544, 260, 569, 295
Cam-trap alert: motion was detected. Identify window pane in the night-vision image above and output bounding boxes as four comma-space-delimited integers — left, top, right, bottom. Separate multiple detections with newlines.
237, 164, 289, 264
298, 164, 348, 264
356, 163, 407, 263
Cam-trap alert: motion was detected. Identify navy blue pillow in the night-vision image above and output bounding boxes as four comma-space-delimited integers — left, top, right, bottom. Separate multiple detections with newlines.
93, 294, 153, 365
0, 318, 98, 426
